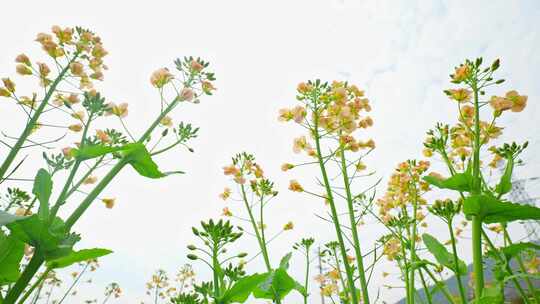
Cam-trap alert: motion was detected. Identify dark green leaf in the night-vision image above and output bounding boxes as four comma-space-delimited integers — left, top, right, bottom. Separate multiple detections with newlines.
423, 173, 472, 192
46, 248, 112, 269
33, 169, 52, 221
0, 230, 24, 285
463, 195, 540, 223
422, 233, 467, 275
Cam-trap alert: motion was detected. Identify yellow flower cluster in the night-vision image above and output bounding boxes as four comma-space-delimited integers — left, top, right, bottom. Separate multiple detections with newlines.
376, 160, 430, 222
1, 26, 108, 103
222, 159, 264, 185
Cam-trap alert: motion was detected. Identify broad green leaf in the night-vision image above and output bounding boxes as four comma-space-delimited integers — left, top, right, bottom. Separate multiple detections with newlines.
495, 158, 513, 195
422, 233, 467, 275
7, 215, 67, 256
0, 230, 24, 285
72, 144, 126, 161
253, 268, 296, 300
279, 252, 292, 270
46, 248, 112, 269
463, 194, 540, 223
423, 173, 473, 192
0, 211, 25, 227
221, 273, 267, 303
123, 143, 183, 179
33, 169, 52, 221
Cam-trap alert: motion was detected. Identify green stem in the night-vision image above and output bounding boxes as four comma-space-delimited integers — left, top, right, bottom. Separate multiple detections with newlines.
239, 186, 281, 304
304, 250, 310, 304
418, 269, 433, 304
4, 251, 45, 304
448, 221, 468, 303
240, 185, 271, 271
471, 80, 484, 298
338, 144, 370, 304
0, 55, 77, 181
212, 245, 220, 299
408, 184, 419, 304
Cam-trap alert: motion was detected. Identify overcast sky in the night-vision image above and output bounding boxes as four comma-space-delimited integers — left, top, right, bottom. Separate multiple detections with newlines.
1, 0, 539, 303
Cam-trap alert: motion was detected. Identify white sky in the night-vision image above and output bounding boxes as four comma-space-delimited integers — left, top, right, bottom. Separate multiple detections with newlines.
1, 0, 539, 303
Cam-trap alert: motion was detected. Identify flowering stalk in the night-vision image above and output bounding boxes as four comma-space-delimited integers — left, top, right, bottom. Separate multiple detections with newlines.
338, 141, 370, 303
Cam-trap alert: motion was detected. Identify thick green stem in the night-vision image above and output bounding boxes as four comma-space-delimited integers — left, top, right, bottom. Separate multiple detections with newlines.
471, 80, 484, 298
314, 135, 358, 304
338, 145, 370, 304
0, 56, 77, 181
3, 252, 44, 304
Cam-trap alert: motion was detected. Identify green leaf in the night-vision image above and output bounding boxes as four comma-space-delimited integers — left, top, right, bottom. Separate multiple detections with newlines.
72, 144, 126, 161
0, 230, 24, 285
123, 143, 183, 179
422, 233, 467, 275
7, 215, 68, 257
423, 172, 473, 192
221, 273, 267, 303
463, 194, 540, 223
0, 211, 25, 227
46, 248, 112, 269
495, 158, 513, 195
498, 242, 540, 260
33, 169, 52, 221
279, 252, 292, 270
253, 269, 296, 300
